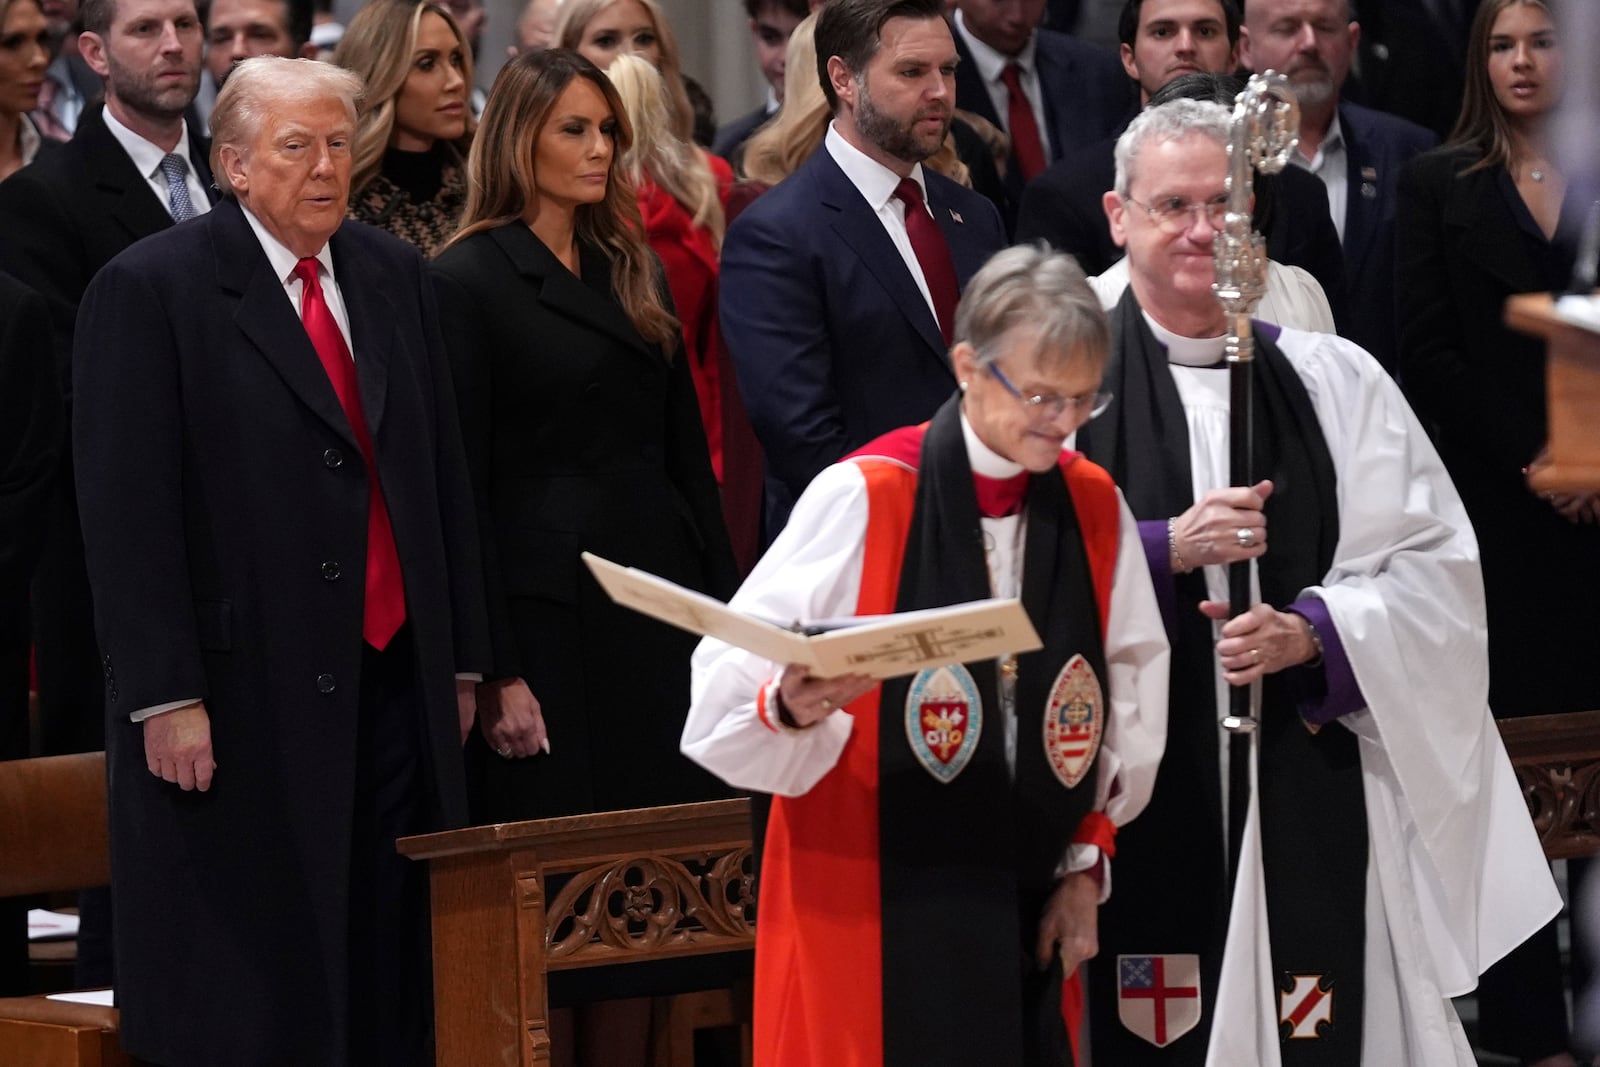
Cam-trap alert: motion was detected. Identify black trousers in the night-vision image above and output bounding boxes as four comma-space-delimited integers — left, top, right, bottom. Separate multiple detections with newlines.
346, 628, 433, 1067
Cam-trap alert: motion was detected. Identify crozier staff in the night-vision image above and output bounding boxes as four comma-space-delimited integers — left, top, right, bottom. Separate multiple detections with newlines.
684, 245, 1170, 1067
1076, 96, 1557, 1067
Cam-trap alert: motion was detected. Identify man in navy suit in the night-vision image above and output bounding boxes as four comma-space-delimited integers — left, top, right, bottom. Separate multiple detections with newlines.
1240, 0, 1435, 372
721, 0, 1006, 535
72, 56, 488, 1066
949, 0, 1131, 225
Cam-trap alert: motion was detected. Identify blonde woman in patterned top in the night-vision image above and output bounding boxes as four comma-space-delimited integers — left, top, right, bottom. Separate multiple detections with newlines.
335, 0, 474, 255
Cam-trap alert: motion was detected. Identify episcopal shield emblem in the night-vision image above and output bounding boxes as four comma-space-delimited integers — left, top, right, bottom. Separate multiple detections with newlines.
904, 664, 982, 783
1043, 654, 1103, 788
1279, 974, 1335, 1040
1118, 954, 1202, 1048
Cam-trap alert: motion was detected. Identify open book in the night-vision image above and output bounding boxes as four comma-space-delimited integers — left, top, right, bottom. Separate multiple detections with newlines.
582, 552, 1042, 680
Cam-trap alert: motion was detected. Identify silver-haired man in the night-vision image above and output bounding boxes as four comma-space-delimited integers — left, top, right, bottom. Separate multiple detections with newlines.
1074, 96, 1555, 1066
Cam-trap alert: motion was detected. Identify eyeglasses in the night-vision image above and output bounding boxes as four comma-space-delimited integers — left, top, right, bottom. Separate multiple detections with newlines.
986, 363, 1113, 422
1123, 192, 1231, 234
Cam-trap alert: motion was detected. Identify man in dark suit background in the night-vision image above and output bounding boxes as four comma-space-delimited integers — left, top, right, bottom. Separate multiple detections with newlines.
72, 55, 489, 1066
0, 0, 214, 988
712, 0, 808, 164
721, 0, 1007, 536
0, 272, 61, 998
1240, 0, 1436, 371
1014, 0, 1349, 316
950, 0, 1131, 224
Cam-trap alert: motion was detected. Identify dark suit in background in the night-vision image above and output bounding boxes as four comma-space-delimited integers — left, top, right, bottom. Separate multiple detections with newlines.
952, 24, 1131, 227
1397, 144, 1599, 1064
431, 224, 737, 825
0, 102, 217, 759
1315, 100, 1437, 371
1016, 133, 1350, 321
713, 103, 773, 168
0, 272, 62, 997
720, 144, 1006, 534
73, 199, 489, 1067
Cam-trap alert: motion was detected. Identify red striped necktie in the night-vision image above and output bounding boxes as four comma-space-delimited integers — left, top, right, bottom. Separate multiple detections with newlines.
293, 257, 406, 649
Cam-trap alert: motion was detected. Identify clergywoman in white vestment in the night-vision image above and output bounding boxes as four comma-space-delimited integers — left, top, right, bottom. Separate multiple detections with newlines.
1073, 97, 1559, 1067
683, 246, 1169, 1067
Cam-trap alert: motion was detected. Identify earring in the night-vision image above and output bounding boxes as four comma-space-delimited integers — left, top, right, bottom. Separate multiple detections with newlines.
959, 380, 969, 391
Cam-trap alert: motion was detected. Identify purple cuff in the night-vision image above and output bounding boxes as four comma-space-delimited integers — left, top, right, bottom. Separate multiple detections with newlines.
1138, 519, 1178, 640
1287, 598, 1365, 726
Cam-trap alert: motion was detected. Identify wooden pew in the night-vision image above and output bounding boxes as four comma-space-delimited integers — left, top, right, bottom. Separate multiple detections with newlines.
1499, 709, 1600, 860
398, 798, 755, 1067
0, 751, 126, 1067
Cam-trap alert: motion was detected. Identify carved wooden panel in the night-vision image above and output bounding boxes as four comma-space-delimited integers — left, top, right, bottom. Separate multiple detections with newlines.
1499, 710, 1600, 860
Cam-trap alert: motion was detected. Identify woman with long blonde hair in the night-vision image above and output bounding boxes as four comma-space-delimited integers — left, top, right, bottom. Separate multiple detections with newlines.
431, 48, 736, 1067
552, 0, 692, 141
334, 0, 474, 254
605, 52, 728, 478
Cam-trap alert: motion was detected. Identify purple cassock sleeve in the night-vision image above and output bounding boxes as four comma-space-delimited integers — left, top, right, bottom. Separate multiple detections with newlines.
1136, 520, 1365, 725
1285, 598, 1366, 726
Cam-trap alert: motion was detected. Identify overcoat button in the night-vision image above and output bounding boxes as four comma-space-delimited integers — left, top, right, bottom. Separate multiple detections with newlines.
316, 673, 336, 694
321, 561, 341, 581
323, 448, 344, 469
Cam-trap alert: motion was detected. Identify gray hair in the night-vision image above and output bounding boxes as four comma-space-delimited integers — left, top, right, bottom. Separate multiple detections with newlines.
1113, 98, 1231, 197
954, 245, 1109, 371
209, 56, 366, 196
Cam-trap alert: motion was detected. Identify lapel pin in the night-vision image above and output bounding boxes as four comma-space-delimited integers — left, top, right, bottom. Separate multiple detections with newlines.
1360, 166, 1378, 182
950, 209, 964, 224
1361, 183, 1377, 199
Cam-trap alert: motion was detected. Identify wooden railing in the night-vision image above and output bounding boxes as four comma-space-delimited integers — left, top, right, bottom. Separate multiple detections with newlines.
397, 798, 755, 1067
1499, 709, 1600, 860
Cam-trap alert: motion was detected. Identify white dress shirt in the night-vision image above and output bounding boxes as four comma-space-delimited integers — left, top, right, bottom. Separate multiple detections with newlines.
1291, 110, 1348, 245
101, 106, 212, 222
824, 123, 942, 326
952, 9, 1052, 160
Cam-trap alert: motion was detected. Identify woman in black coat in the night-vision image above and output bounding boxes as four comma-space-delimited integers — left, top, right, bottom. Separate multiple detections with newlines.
431, 48, 736, 824
1396, 4, 1595, 1065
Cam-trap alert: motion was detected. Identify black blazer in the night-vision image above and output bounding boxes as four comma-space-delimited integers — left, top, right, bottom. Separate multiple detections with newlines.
0, 103, 218, 755
0, 103, 218, 382
432, 224, 736, 818
0, 272, 58, 612
1015, 132, 1350, 322
72, 200, 489, 1065
1333, 100, 1438, 370
952, 25, 1132, 227
719, 143, 1007, 532
1396, 145, 1600, 718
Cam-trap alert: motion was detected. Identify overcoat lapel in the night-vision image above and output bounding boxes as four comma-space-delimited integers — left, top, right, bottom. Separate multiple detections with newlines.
1445, 166, 1544, 295
810, 150, 949, 362
211, 200, 361, 452
330, 227, 395, 439
489, 223, 659, 363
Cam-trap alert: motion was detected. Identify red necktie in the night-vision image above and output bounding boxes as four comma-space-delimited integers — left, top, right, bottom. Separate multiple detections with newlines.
999, 63, 1047, 182
974, 470, 1029, 518
893, 178, 960, 346
293, 258, 406, 650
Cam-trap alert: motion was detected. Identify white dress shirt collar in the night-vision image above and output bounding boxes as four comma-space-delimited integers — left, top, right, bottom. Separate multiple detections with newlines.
953, 8, 1039, 79
825, 121, 928, 212
240, 203, 335, 285
101, 105, 197, 186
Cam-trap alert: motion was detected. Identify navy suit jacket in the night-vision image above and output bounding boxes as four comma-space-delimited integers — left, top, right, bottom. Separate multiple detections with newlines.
720, 144, 1006, 533
952, 26, 1131, 226
713, 104, 772, 163
1334, 100, 1437, 372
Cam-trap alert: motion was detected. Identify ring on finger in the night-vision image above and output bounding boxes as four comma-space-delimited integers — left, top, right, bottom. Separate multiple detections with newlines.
820, 697, 834, 713
496, 744, 513, 758
1251, 648, 1262, 664
1236, 527, 1256, 548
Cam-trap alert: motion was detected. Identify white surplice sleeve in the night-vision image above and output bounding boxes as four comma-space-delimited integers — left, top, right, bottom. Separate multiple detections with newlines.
682, 461, 872, 797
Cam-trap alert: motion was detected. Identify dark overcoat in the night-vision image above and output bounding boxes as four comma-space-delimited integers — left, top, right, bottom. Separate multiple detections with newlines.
431, 224, 736, 820
72, 198, 490, 1066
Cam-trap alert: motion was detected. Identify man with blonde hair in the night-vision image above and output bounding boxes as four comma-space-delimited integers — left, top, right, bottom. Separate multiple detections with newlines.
74, 55, 489, 1067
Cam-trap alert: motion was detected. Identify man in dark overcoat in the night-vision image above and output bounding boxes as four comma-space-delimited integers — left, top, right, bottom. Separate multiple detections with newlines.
72, 56, 490, 1066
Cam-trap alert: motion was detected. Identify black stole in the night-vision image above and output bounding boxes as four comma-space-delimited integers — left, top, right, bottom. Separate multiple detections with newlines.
1076, 292, 1367, 1065
878, 396, 1106, 1066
